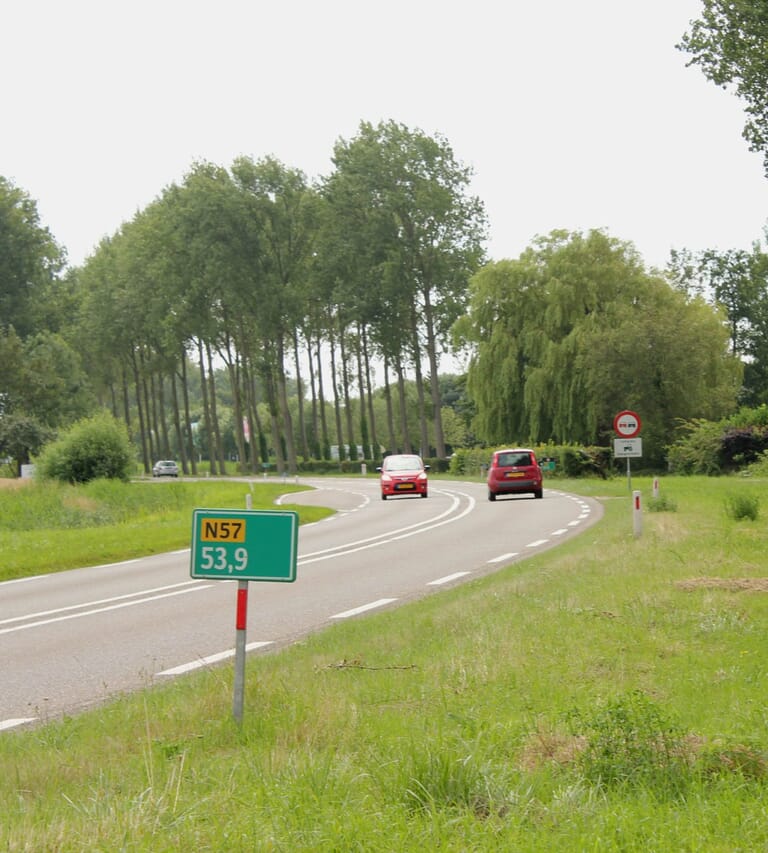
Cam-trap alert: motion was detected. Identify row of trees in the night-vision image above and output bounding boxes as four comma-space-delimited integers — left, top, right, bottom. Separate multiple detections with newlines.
2, 122, 488, 475
4, 0, 768, 478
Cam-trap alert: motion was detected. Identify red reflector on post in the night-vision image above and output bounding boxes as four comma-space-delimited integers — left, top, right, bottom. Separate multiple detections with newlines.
236, 586, 248, 630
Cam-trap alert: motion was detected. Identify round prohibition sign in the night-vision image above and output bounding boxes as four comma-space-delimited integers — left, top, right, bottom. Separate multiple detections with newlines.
613, 409, 641, 438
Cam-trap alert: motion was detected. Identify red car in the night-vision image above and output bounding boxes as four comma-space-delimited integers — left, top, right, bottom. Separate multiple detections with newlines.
377, 454, 429, 500
487, 448, 543, 501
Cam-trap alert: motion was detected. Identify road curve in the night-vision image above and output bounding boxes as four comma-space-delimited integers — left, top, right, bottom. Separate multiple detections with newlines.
0, 477, 601, 730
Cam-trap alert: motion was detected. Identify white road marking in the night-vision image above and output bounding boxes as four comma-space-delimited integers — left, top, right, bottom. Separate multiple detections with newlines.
551, 528, 569, 536
526, 539, 549, 548
157, 641, 273, 676
0, 580, 206, 627
0, 585, 212, 636
330, 599, 397, 619
488, 552, 518, 563
298, 490, 469, 564
428, 572, 471, 586
0, 717, 36, 731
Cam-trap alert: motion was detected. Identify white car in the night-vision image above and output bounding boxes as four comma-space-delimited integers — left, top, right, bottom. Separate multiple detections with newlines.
152, 460, 179, 478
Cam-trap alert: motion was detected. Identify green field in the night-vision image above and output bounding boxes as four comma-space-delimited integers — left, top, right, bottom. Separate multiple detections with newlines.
2, 474, 768, 851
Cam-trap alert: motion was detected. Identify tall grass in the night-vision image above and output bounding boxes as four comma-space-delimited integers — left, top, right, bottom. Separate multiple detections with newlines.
2, 475, 768, 849
0, 478, 330, 580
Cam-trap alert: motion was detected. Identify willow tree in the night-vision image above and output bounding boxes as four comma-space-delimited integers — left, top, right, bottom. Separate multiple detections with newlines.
457, 229, 742, 463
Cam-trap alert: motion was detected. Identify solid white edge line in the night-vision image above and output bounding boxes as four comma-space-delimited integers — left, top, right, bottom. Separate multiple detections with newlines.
330, 598, 397, 619
157, 641, 274, 676
428, 571, 471, 586
0, 717, 37, 731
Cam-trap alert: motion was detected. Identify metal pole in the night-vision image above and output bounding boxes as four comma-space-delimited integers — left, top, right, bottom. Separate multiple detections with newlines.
626, 458, 632, 493
233, 581, 248, 723
233, 491, 253, 724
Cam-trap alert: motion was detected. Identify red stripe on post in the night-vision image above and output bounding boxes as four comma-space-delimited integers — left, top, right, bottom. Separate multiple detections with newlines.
236, 586, 248, 630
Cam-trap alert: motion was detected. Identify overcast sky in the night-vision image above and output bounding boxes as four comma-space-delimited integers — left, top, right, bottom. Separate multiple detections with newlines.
4, 0, 768, 272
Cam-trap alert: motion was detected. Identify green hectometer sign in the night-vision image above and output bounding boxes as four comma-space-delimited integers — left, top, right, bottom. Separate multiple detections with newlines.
190, 509, 298, 582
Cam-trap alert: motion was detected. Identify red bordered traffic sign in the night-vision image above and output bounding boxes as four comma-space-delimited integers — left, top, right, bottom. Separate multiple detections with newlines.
613, 410, 641, 438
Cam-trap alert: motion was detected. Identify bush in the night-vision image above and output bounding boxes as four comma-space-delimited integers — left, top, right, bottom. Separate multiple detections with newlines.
567, 690, 691, 795
724, 493, 760, 521
36, 413, 135, 483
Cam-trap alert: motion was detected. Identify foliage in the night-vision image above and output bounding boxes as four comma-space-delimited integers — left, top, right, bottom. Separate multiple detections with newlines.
458, 230, 741, 465
0, 413, 53, 476
446, 443, 611, 478
667, 244, 768, 405
647, 494, 677, 513
36, 412, 135, 483
567, 691, 691, 795
0, 176, 65, 338
724, 492, 760, 521
668, 406, 768, 474
679, 2, 768, 176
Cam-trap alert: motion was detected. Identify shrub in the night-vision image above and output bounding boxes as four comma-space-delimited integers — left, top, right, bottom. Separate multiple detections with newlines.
724, 493, 759, 521
567, 690, 691, 795
36, 413, 135, 483
647, 495, 677, 512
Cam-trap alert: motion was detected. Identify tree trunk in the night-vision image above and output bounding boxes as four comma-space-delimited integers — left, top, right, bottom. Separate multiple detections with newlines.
395, 358, 412, 453
206, 342, 226, 474
328, 321, 345, 461
383, 358, 397, 454
179, 354, 197, 474
197, 339, 216, 474
277, 336, 297, 474
339, 329, 356, 460
170, 369, 188, 474
130, 350, 150, 473
315, 336, 331, 460
294, 329, 310, 460
421, 286, 446, 458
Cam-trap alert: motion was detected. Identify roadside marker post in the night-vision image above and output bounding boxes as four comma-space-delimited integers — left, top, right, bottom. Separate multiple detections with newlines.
633, 490, 643, 538
190, 493, 298, 724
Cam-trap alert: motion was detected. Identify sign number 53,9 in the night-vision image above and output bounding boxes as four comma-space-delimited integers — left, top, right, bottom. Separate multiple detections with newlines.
199, 544, 248, 573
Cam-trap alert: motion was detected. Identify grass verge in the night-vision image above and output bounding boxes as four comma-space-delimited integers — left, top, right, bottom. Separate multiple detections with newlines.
0, 478, 331, 580
3, 475, 768, 850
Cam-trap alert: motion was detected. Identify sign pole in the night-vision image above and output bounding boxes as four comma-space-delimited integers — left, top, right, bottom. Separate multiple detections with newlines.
233, 580, 248, 724
232, 492, 254, 724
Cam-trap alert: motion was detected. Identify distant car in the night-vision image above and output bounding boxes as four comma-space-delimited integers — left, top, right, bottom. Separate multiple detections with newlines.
487, 448, 542, 501
377, 454, 429, 500
152, 460, 179, 478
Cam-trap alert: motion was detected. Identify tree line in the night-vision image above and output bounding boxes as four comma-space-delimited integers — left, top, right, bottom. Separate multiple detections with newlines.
3, 69, 768, 476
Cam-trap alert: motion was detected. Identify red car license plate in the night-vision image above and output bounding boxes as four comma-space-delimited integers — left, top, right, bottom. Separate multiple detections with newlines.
506, 471, 525, 478
395, 483, 415, 490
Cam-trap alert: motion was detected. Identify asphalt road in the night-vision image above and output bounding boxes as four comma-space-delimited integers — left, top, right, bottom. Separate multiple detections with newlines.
0, 477, 602, 731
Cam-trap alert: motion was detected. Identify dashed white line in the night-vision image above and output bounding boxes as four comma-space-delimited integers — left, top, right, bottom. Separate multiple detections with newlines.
526, 539, 549, 548
488, 552, 518, 563
330, 599, 397, 619
551, 528, 569, 536
157, 641, 274, 676
428, 571, 471, 586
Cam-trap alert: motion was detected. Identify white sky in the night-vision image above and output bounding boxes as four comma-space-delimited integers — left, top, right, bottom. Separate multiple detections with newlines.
3, 0, 768, 273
